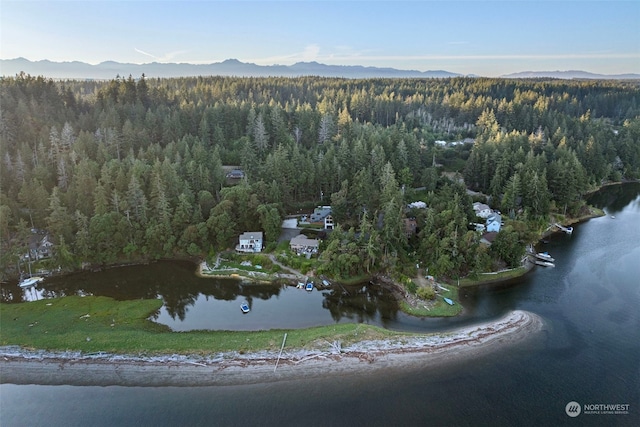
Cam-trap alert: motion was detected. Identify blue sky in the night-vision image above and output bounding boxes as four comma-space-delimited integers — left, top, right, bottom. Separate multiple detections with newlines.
1, 0, 639, 76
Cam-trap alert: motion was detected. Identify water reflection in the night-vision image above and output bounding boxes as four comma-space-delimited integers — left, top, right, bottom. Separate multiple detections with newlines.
322, 283, 398, 324
587, 182, 640, 213
0, 262, 399, 331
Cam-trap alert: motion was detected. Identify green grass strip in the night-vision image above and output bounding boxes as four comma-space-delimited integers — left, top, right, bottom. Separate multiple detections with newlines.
1, 296, 401, 355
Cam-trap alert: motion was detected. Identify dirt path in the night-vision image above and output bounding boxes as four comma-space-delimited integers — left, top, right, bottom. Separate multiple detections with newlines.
268, 254, 306, 279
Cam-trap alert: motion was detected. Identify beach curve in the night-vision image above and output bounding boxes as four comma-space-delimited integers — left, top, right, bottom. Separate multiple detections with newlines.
0, 310, 544, 387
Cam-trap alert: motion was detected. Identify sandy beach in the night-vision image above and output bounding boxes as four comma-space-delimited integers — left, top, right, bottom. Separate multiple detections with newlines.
0, 310, 543, 387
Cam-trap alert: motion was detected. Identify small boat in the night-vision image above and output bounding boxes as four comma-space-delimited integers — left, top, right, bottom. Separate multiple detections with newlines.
322, 279, 330, 287
535, 252, 555, 262
611, 215, 615, 219
534, 260, 555, 267
305, 282, 314, 292
443, 297, 454, 305
19, 276, 44, 288
296, 282, 305, 289
240, 301, 250, 313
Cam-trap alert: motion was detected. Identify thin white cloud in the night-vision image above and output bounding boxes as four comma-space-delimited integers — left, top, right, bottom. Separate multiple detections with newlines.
134, 48, 189, 63
134, 48, 157, 60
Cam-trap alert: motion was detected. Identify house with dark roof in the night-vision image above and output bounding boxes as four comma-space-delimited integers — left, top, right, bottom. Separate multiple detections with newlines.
226, 169, 245, 179
24, 232, 54, 261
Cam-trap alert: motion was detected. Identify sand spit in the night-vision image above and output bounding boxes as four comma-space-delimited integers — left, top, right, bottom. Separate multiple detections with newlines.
0, 310, 543, 387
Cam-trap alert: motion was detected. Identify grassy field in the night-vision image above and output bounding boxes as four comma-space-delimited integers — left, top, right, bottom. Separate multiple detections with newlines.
400, 284, 463, 317
458, 266, 529, 288
0, 296, 401, 355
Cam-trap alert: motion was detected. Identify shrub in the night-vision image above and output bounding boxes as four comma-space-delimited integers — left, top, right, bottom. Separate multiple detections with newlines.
417, 286, 435, 300
405, 281, 417, 294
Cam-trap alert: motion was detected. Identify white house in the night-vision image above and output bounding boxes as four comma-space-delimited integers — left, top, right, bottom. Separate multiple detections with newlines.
486, 213, 502, 233
324, 214, 334, 230
236, 232, 263, 253
310, 206, 332, 223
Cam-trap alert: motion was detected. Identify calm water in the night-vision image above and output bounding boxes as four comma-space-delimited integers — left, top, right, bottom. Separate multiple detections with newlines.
2, 183, 639, 426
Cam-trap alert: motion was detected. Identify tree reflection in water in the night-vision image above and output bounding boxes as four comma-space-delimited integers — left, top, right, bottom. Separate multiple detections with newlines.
1, 261, 401, 329
322, 282, 398, 324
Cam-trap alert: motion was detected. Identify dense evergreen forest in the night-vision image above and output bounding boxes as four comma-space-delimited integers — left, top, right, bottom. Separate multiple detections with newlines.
1, 73, 639, 281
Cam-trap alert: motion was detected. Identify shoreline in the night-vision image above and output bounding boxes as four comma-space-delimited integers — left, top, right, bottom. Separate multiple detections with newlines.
0, 310, 543, 387
459, 204, 607, 288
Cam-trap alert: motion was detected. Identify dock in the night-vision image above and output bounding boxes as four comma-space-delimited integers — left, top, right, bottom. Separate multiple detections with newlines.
553, 223, 573, 234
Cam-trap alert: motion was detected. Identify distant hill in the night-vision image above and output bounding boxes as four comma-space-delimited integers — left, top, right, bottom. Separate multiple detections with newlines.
3, 58, 636, 80
501, 70, 640, 80
0, 58, 462, 79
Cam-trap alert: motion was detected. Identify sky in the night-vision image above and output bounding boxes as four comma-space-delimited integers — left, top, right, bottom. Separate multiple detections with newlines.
1, 0, 639, 77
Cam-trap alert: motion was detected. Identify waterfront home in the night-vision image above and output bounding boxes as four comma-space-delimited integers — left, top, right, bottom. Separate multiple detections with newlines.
473, 202, 493, 219
324, 214, 334, 230
24, 231, 54, 261
480, 231, 498, 246
236, 231, 263, 253
486, 213, 502, 232
289, 234, 320, 255
310, 206, 332, 223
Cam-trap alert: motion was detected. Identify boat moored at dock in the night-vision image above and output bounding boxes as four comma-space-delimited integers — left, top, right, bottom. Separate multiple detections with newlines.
534, 260, 555, 267
18, 276, 44, 288
535, 252, 555, 262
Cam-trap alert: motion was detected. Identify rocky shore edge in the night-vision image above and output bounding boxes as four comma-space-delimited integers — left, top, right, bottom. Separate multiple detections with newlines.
0, 310, 543, 387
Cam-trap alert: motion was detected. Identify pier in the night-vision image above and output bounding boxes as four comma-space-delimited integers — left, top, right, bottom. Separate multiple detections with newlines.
553, 223, 573, 234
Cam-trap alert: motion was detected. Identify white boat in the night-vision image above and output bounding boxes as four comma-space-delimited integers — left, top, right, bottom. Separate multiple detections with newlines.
535, 252, 555, 262
322, 279, 330, 287
534, 260, 555, 267
305, 282, 314, 292
19, 276, 44, 288
240, 301, 250, 313
296, 282, 305, 289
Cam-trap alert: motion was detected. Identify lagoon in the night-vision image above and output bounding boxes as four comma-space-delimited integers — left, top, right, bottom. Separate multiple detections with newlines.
1, 183, 639, 426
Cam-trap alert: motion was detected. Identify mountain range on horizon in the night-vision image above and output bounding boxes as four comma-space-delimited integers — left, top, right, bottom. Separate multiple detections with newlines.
1, 57, 638, 80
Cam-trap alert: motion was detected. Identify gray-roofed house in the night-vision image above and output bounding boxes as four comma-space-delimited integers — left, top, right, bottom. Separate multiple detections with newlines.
309, 206, 332, 223
289, 234, 320, 255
